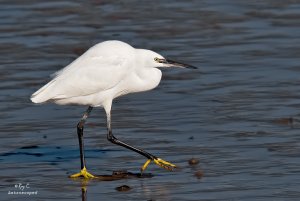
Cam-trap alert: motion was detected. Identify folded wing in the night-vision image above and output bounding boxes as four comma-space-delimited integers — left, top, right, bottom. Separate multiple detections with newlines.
31, 53, 129, 103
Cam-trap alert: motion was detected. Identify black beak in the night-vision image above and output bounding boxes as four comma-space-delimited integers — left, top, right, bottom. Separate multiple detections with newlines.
165, 58, 197, 69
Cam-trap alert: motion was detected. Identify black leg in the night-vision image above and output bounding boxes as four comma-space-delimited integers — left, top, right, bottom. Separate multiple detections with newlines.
106, 111, 156, 160
77, 106, 93, 169
104, 109, 176, 172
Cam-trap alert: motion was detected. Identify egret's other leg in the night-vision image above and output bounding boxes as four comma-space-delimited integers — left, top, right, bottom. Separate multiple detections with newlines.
105, 111, 176, 173
70, 106, 95, 179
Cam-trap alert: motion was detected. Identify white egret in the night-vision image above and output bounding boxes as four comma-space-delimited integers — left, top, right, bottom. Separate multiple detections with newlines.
31, 40, 196, 179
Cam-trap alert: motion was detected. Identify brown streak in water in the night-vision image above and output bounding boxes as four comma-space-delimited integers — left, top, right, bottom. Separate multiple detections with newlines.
70, 170, 153, 181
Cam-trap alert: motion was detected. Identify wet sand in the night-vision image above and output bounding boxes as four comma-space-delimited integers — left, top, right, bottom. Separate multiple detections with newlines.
1, 0, 300, 200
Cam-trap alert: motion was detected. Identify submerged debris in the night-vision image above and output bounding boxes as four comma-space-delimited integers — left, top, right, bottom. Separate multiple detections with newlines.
70, 170, 153, 181
273, 117, 294, 126
112, 170, 128, 175
115, 185, 131, 192
188, 158, 199, 166
194, 170, 204, 179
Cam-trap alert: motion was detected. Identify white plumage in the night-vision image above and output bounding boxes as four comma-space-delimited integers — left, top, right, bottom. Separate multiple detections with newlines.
31, 40, 164, 111
30, 40, 196, 177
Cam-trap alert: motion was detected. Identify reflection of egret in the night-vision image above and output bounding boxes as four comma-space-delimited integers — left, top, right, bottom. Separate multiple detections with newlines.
80, 181, 88, 201
81, 186, 87, 201
31, 40, 196, 178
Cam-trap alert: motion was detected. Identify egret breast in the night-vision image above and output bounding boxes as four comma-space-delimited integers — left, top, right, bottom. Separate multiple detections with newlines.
115, 67, 162, 97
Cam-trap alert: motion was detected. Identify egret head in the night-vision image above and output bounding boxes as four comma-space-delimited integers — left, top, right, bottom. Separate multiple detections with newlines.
137, 49, 197, 69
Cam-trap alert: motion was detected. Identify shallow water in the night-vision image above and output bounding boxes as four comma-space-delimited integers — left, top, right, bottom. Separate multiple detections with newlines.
1, 0, 300, 200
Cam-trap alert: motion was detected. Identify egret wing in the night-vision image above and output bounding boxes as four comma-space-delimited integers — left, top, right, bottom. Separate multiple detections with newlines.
50, 54, 129, 99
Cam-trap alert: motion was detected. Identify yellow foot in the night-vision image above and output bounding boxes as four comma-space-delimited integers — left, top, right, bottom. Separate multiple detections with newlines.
141, 158, 176, 172
69, 167, 95, 179
154, 158, 176, 171
141, 159, 152, 172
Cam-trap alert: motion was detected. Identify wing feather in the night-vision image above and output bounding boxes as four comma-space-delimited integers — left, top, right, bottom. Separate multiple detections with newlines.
50, 55, 128, 99
31, 41, 135, 103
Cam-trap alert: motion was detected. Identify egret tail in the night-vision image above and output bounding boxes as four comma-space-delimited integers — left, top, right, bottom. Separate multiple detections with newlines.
30, 80, 57, 103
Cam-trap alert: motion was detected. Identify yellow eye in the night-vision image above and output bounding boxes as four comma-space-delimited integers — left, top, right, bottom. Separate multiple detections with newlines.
154, 57, 159, 62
